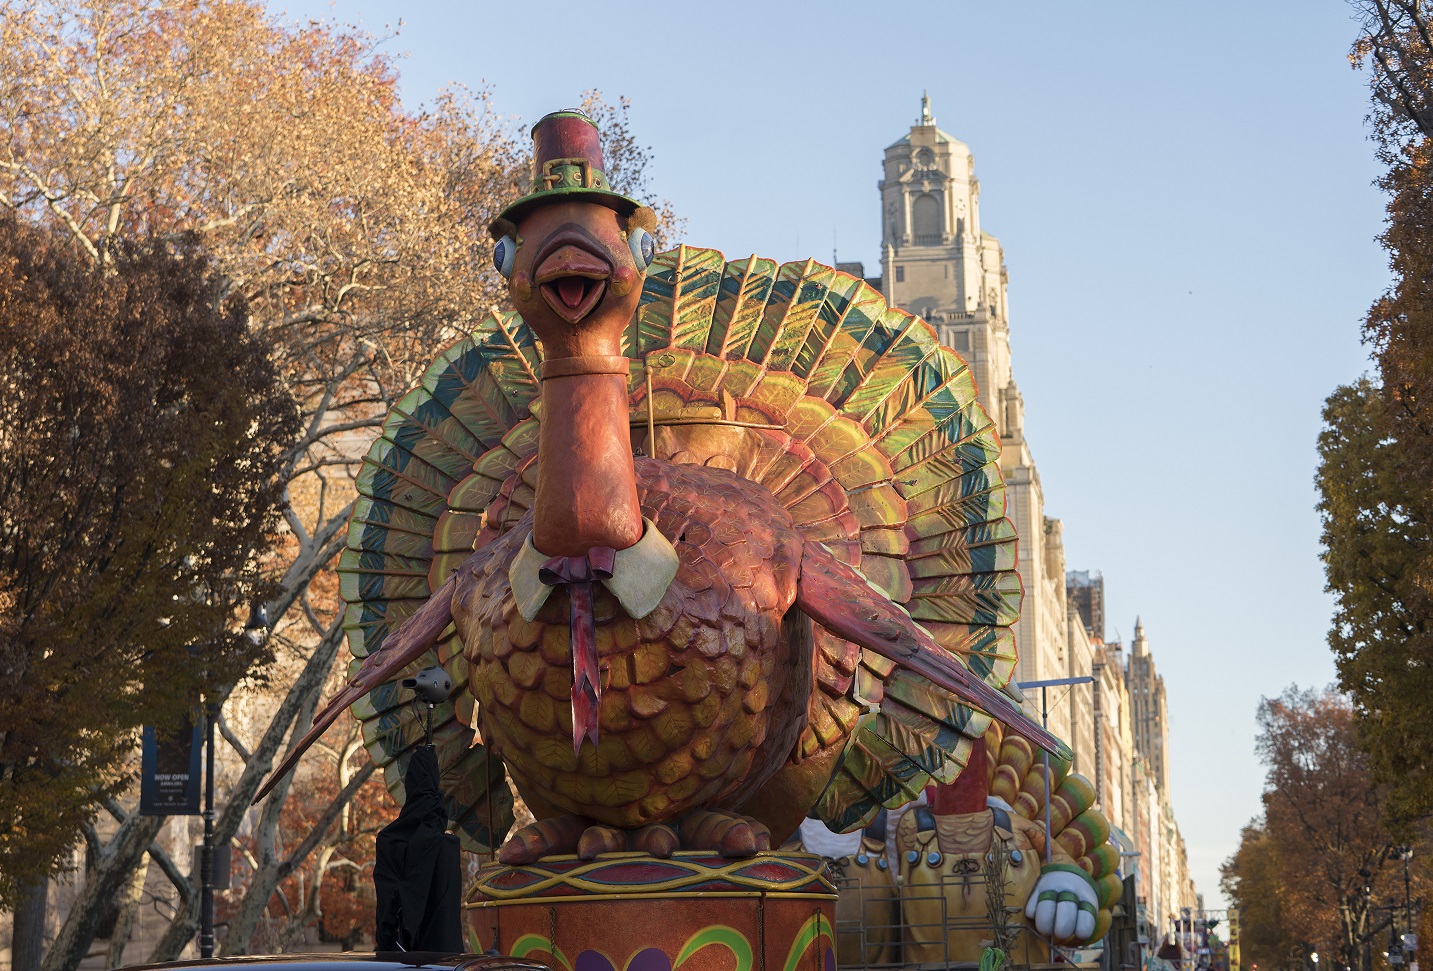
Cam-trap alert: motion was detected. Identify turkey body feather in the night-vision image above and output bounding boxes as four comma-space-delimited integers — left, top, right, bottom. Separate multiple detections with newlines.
454, 459, 811, 829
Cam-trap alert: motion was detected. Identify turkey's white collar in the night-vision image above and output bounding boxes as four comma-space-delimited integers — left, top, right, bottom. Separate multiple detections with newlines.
509, 518, 679, 622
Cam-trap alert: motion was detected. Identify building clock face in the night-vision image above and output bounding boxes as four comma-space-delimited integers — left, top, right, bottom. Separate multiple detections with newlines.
917, 147, 935, 167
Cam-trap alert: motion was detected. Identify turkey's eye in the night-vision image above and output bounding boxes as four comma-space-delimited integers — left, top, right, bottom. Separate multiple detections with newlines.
494, 235, 517, 278
629, 228, 655, 270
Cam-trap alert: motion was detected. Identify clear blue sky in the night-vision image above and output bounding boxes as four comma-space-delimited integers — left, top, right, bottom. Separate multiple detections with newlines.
275, 0, 1387, 907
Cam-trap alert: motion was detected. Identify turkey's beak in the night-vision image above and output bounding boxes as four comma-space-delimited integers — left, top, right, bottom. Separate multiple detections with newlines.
534, 229, 612, 325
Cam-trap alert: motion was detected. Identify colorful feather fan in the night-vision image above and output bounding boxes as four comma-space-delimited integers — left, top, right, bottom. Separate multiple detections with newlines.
338, 246, 1022, 850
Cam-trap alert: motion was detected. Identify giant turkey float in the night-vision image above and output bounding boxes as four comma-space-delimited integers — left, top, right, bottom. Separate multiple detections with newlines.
261, 109, 1128, 971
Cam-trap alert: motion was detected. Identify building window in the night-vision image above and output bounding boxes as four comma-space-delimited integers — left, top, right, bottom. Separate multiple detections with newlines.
895, 266, 904, 283
912, 193, 941, 245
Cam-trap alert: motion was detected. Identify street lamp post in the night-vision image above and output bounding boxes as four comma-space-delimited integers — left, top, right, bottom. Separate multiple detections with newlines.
1399, 846, 1415, 934
198, 604, 269, 959
1361, 869, 1374, 971
199, 694, 218, 959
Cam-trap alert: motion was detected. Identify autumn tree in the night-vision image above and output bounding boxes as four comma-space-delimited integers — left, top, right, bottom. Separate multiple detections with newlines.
1325, 0, 1433, 822
1317, 381, 1433, 826
1220, 823, 1298, 970
1221, 687, 1427, 971
218, 711, 393, 954
0, 2, 677, 966
581, 92, 684, 248
0, 215, 295, 957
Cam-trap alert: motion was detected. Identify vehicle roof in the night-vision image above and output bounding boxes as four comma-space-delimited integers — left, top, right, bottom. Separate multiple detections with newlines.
119, 952, 548, 971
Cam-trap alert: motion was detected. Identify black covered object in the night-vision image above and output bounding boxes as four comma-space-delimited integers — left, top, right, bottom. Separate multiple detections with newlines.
374, 746, 463, 952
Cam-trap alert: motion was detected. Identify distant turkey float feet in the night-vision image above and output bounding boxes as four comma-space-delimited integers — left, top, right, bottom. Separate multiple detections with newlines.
577, 821, 679, 859
679, 809, 772, 857
499, 816, 678, 862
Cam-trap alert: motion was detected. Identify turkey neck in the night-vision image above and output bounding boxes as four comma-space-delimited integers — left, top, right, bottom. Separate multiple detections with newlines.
533, 366, 644, 557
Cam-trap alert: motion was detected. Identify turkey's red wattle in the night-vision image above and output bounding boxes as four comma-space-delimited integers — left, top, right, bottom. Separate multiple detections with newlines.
538, 547, 617, 753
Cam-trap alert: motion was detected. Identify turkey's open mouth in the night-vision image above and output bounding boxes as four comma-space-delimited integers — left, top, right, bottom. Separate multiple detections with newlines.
535, 235, 612, 324
542, 275, 607, 323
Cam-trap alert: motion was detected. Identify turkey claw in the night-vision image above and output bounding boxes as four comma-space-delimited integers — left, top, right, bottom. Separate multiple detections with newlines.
497, 814, 586, 864
577, 825, 626, 860
679, 809, 771, 857
630, 822, 679, 858
497, 816, 678, 863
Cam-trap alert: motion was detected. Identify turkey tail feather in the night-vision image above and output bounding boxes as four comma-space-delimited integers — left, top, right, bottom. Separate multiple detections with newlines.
626, 249, 1026, 829
795, 541, 1064, 757
255, 567, 460, 803
334, 311, 541, 850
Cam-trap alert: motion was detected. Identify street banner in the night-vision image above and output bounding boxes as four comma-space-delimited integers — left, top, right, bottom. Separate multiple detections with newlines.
139, 717, 202, 815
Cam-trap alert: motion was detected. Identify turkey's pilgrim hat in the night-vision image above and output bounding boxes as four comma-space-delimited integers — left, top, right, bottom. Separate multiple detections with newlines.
489, 110, 641, 237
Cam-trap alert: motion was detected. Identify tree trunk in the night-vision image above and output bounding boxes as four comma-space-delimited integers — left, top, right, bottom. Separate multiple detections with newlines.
40, 811, 162, 971
104, 857, 149, 968
56, 616, 349, 966
12, 877, 49, 971
222, 746, 375, 954
147, 891, 199, 965
222, 689, 320, 956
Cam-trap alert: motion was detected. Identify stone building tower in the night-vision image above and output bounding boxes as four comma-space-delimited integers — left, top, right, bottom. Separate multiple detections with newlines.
1126, 619, 1170, 792
1067, 570, 1106, 643
872, 94, 1067, 692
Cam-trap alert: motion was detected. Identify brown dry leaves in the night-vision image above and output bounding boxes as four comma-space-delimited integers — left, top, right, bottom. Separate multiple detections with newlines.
0, 0, 525, 538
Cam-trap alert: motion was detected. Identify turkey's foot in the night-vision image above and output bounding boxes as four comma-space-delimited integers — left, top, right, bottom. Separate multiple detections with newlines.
679, 809, 772, 857
576, 824, 626, 860
497, 811, 768, 864
497, 814, 587, 864
630, 822, 679, 858
499, 816, 678, 863
573, 821, 679, 859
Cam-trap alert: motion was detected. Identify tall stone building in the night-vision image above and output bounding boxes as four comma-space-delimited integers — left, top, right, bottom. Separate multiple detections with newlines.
1126, 620, 1171, 793
1090, 637, 1132, 828
868, 94, 1067, 693
859, 98, 1200, 942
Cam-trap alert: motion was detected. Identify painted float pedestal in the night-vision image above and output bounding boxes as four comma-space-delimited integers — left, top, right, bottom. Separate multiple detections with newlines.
467, 852, 836, 971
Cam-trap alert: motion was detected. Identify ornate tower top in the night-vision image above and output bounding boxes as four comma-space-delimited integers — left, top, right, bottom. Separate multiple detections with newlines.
919, 91, 934, 126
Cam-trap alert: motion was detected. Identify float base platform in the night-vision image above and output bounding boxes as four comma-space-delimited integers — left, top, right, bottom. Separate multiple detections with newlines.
467, 852, 837, 971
